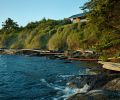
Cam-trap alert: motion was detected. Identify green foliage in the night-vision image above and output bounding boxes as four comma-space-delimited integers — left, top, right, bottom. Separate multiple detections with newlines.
0, 0, 120, 56
2, 18, 19, 34
48, 26, 68, 50
99, 55, 108, 61
10, 41, 24, 49
25, 22, 39, 29
81, 0, 120, 55
47, 23, 86, 50
0, 18, 72, 50
67, 31, 82, 50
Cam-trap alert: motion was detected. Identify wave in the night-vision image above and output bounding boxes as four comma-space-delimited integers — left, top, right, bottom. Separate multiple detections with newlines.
40, 78, 78, 100
25, 76, 120, 100
58, 75, 75, 78
40, 79, 64, 91
40, 75, 120, 100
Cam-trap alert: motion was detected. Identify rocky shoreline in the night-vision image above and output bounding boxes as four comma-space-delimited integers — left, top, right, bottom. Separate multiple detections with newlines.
67, 74, 120, 100
0, 49, 99, 60
0, 49, 120, 99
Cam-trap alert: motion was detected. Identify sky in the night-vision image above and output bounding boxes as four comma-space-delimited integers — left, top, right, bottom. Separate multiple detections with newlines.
0, 0, 88, 28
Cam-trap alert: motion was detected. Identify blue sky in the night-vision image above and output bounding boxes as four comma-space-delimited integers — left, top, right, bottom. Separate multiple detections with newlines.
0, 0, 88, 28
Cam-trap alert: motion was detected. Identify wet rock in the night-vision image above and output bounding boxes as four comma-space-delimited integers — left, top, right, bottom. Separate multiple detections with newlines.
67, 74, 120, 100
67, 93, 89, 100
103, 78, 120, 91
67, 93, 109, 100
65, 50, 83, 58
67, 90, 120, 100
65, 50, 99, 59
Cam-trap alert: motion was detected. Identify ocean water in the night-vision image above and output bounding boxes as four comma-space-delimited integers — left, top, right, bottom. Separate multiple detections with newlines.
0, 55, 100, 100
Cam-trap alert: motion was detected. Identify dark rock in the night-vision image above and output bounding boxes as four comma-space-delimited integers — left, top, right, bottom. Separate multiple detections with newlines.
103, 78, 120, 91
67, 74, 120, 100
67, 93, 109, 100
67, 90, 120, 100
67, 93, 90, 100
64, 50, 83, 58
65, 50, 99, 59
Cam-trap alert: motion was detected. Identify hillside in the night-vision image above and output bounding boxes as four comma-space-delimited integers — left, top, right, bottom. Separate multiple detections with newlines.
0, 0, 120, 58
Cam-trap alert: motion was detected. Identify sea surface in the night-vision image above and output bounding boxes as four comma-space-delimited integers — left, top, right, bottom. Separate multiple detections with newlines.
0, 55, 100, 100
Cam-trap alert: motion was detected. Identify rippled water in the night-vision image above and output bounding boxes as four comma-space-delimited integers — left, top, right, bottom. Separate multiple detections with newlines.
0, 55, 100, 100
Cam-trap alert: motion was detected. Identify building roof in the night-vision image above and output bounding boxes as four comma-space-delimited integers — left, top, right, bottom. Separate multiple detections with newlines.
69, 13, 85, 19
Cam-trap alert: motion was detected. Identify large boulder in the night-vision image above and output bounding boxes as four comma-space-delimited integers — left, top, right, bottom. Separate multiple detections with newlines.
67, 93, 108, 100
67, 74, 120, 100
67, 90, 120, 100
103, 78, 120, 91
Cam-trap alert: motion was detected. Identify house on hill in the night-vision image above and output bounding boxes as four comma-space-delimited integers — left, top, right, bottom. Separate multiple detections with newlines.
69, 13, 87, 23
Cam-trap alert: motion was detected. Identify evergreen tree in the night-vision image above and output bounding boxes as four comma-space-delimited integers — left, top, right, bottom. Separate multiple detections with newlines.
82, 0, 120, 48
2, 18, 19, 32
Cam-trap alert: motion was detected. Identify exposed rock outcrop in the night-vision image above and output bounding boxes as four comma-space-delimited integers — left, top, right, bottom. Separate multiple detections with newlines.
67, 74, 120, 100
103, 78, 120, 91
68, 90, 120, 100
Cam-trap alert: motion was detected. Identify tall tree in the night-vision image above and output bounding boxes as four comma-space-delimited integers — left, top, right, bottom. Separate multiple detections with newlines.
83, 0, 120, 31
81, 0, 120, 49
2, 18, 19, 32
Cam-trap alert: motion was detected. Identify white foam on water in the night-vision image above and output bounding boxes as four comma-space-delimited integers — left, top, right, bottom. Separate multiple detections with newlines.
40, 78, 91, 100
53, 87, 77, 100
76, 83, 90, 93
64, 87, 76, 96
40, 79, 46, 83
58, 84, 90, 100
40, 78, 104, 100
59, 75, 75, 78
54, 84, 90, 100
40, 78, 64, 91
40, 78, 77, 100
53, 98, 57, 100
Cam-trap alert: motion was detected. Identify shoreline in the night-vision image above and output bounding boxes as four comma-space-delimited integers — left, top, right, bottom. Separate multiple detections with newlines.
0, 49, 120, 99
0, 49, 99, 61
67, 73, 120, 100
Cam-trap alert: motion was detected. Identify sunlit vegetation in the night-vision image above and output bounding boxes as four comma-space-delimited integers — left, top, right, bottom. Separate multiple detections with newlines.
0, 0, 120, 57
0, 18, 72, 49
